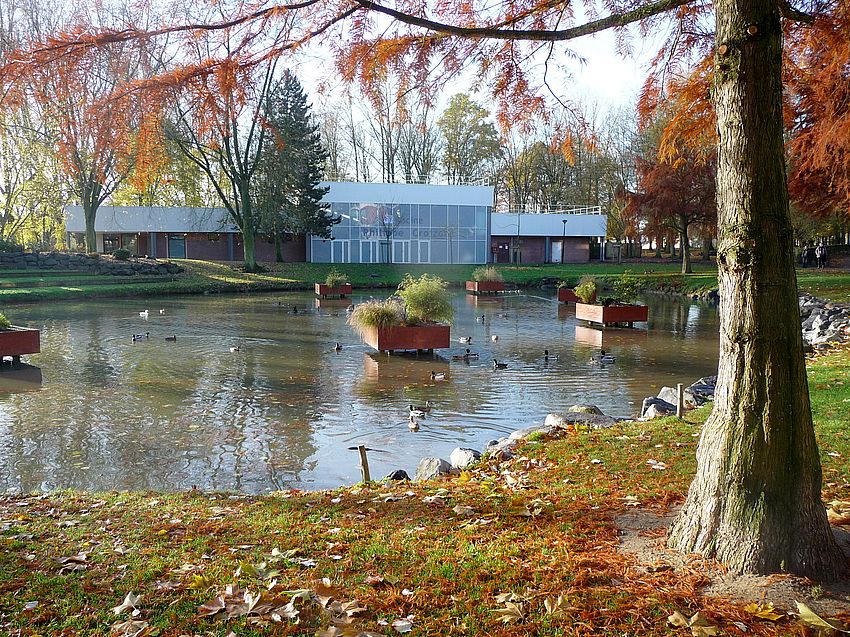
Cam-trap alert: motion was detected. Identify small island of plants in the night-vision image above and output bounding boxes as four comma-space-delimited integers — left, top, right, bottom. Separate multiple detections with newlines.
0, 312, 41, 363
348, 274, 452, 353
575, 271, 649, 327
466, 265, 505, 295
315, 269, 352, 298
558, 276, 597, 304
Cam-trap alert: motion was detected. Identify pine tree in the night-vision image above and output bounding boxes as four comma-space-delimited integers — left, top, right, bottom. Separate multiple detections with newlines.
255, 70, 336, 261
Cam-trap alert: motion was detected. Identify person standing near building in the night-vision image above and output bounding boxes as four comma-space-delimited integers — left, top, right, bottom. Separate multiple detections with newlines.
816, 243, 828, 269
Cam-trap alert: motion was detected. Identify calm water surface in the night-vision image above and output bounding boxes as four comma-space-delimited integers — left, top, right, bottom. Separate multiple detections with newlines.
0, 290, 718, 492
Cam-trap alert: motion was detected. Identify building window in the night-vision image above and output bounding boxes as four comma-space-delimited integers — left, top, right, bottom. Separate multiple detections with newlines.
103, 234, 120, 253
207, 233, 221, 242
168, 234, 186, 259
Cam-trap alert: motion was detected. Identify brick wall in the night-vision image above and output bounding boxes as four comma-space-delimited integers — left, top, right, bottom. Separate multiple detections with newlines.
186, 233, 229, 260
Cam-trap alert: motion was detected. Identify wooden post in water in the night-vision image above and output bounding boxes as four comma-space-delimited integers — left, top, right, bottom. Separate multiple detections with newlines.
357, 445, 371, 483
676, 383, 684, 418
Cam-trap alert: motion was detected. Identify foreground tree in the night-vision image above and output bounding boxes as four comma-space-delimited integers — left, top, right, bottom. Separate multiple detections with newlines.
6, 0, 847, 578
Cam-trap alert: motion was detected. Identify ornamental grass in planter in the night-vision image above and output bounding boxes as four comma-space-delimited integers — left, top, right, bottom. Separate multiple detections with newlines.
315, 269, 352, 298
558, 276, 597, 304
349, 274, 452, 352
466, 266, 505, 294
575, 272, 648, 327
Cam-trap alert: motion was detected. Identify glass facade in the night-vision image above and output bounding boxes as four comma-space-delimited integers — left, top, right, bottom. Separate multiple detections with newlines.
311, 202, 490, 264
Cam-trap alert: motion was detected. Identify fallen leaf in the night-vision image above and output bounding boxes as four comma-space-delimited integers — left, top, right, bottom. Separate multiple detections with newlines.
197, 595, 226, 618
452, 505, 475, 517
543, 595, 568, 616
796, 601, 850, 633
113, 592, 142, 616
743, 602, 784, 621
492, 601, 524, 624
110, 620, 150, 637
392, 618, 413, 633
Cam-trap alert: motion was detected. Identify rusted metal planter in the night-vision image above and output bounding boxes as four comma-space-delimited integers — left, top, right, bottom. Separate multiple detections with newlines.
361, 324, 450, 353
558, 288, 596, 303
575, 303, 648, 327
0, 326, 41, 362
315, 283, 352, 298
465, 281, 505, 295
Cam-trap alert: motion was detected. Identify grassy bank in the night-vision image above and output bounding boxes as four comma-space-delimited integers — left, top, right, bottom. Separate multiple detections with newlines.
1, 346, 848, 637
1, 259, 848, 304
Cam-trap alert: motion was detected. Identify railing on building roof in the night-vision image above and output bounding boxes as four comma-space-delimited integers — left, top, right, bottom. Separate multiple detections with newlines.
323, 173, 495, 187
493, 205, 603, 215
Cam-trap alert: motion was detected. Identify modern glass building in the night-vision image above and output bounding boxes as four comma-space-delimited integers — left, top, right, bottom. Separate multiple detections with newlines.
308, 182, 494, 264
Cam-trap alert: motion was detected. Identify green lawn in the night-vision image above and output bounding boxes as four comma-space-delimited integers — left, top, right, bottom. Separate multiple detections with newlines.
1, 258, 848, 304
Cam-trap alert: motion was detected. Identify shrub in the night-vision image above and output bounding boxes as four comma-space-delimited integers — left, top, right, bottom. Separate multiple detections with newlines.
470, 266, 503, 283
0, 237, 22, 252
613, 270, 643, 303
347, 299, 404, 339
112, 248, 132, 261
397, 274, 454, 324
574, 277, 598, 304
0, 313, 10, 329
324, 269, 348, 288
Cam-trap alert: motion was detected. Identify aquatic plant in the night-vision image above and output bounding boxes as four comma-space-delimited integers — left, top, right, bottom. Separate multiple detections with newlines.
470, 266, 503, 283
397, 274, 453, 324
347, 299, 403, 338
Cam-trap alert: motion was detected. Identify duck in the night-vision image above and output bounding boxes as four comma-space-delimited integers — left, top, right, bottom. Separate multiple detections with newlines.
334, 342, 342, 352
491, 335, 499, 342
590, 349, 616, 364
346, 304, 355, 313
131, 332, 150, 342
493, 359, 508, 370
543, 349, 559, 362
165, 335, 177, 342
408, 414, 420, 432
292, 305, 298, 314
139, 310, 149, 318
463, 349, 480, 360
458, 336, 472, 344
476, 314, 486, 323
430, 371, 447, 381
408, 404, 427, 418
159, 309, 166, 315
498, 313, 509, 319
229, 346, 241, 353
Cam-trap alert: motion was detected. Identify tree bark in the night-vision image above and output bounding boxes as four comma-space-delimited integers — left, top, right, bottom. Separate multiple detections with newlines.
680, 218, 692, 274
274, 233, 283, 262
703, 236, 712, 261
84, 203, 97, 254
240, 181, 258, 272
667, 0, 846, 578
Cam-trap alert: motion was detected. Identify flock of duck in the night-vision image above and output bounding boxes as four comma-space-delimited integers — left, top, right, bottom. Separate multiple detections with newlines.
130, 302, 617, 394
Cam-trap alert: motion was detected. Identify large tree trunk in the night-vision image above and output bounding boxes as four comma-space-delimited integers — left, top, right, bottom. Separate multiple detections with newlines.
239, 182, 258, 272
702, 236, 712, 261
84, 203, 97, 254
680, 217, 692, 274
667, 0, 846, 578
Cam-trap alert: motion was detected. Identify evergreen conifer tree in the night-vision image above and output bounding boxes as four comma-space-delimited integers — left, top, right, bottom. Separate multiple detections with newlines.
256, 70, 336, 261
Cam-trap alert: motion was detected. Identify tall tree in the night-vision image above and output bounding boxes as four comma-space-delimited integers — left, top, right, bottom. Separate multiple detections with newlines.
437, 94, 501, 184
628, 134, 717, 273
255, 70, 335, 261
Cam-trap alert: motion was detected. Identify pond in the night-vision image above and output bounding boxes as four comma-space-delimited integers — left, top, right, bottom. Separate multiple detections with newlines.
0, 290, 719, 493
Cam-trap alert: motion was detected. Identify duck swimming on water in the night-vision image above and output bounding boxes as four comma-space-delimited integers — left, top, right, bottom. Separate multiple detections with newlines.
430, 371, 447, 381
493, 359, 508, 370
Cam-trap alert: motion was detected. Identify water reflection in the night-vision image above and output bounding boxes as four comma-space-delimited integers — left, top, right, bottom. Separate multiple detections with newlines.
0, 291, 719, 493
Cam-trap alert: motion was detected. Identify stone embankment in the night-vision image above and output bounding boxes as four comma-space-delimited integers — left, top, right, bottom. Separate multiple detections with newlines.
800, 293, 850, 347
0, 251, 183, 276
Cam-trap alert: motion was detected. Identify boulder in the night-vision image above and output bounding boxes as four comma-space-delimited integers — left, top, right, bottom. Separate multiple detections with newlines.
449, 448, 481, 470
568, 404, 604, 415
544, 413, 568, 429
414, 457, 454, 482
644, 404, 674, 420
383, 470, 410, 481
641, 397, 676, 419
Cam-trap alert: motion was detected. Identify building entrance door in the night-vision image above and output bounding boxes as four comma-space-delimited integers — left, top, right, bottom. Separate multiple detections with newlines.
392, 240, 410, 263
551, 240, 563, 263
